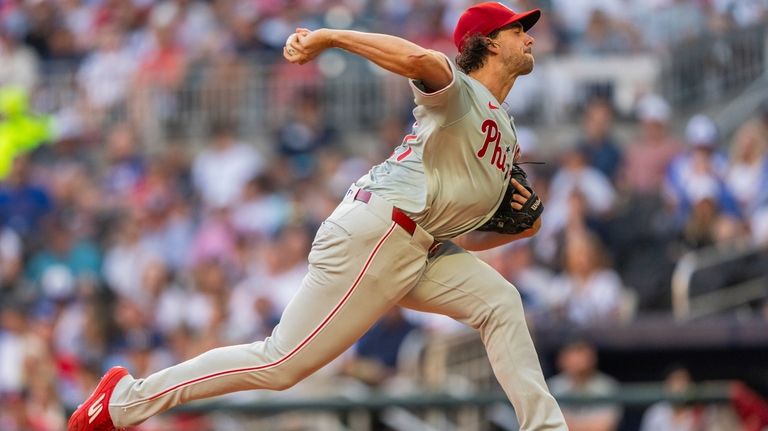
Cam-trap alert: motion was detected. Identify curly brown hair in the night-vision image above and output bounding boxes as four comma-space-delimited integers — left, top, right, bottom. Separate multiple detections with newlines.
455, 28, 502, 74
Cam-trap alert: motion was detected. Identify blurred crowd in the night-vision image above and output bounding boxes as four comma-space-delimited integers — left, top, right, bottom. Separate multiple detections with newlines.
1, 0, 768, 430
1, 0, 767, 93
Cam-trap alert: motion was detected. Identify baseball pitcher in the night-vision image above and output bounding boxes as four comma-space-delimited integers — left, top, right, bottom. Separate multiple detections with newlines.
69, 3, 566, 430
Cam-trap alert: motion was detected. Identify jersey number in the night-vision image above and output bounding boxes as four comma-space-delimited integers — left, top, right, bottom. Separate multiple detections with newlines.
390, 134, 417, 162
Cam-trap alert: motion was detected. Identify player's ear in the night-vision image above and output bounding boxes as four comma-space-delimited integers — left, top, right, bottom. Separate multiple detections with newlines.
486, 38, 501, 53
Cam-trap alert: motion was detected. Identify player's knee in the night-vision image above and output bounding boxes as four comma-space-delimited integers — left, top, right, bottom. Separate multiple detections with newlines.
495, 286, 525, 318
269, 369, 303, 391
475, 283, 525, 329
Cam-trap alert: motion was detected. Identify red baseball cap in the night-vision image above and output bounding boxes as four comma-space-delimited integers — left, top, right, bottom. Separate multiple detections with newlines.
453, 2, 541, 52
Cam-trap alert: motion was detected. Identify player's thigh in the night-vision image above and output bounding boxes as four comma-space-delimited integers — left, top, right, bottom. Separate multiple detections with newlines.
398, 241, 524, 329
269, 205, 428, 364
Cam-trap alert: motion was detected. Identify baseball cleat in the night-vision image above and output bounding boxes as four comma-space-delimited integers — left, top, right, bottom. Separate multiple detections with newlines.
68, 366, 130, 431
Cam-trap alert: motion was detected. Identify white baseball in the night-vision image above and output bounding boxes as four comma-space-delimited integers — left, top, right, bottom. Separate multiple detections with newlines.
285, 33, 298, 55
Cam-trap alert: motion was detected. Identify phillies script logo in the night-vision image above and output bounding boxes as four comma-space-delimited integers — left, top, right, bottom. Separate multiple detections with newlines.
476, 119, 510, 174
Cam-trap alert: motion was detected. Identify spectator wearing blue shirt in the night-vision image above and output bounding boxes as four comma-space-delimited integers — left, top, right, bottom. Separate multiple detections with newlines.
25, 216, 101, 300
664, 114, 740, 226
0, 155, 51, 240
576, 98, 623, 182
343, 307, 419, 387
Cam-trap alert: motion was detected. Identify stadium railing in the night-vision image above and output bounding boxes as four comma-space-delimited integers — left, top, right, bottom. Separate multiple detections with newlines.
35, 23, 767, 145
671, 243, 768, 320
63, 382, 733, 431
660, 23, 767, 110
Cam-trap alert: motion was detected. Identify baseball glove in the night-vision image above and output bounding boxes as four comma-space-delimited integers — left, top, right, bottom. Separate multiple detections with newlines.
476, 164, 543, 235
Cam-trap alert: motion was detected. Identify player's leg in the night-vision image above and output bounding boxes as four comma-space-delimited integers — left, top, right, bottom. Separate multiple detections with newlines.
105, 197, 435, 427
398, 241, 566, 431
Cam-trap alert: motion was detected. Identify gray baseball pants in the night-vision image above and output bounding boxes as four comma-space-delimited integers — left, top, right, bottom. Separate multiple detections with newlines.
108, 186, 566, 430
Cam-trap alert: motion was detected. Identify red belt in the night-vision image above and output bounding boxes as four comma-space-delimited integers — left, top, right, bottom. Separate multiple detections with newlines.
353, 189, 441, 255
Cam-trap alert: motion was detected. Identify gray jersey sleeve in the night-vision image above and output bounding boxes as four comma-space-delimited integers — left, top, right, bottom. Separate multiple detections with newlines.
408, 54, 470, 126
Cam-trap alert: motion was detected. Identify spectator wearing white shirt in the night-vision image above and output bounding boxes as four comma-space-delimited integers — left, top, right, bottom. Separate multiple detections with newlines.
192, 120, 264, 209
542, 146, 617, 244
76, 26, 137, 111
103, 215, 160, 303
725, 119, 768, 218
231, 175, 292, 239
225, 223, 310, 342
0, 304, 27, 395
549, 230, 624, 325
0, 30, 39, 92
494, 240, 556, 322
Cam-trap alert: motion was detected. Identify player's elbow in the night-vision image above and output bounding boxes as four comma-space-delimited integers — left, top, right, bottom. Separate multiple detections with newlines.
403, 52, 426, 79
270, 371, 302, 391
523, 217, 542, 237
407, 51, 452, 89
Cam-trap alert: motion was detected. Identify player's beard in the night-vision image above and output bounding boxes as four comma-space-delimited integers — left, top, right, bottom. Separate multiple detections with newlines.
506, 53, 534, 76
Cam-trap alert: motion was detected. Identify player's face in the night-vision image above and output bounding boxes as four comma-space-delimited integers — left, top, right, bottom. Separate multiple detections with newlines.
497, 24, 535, 76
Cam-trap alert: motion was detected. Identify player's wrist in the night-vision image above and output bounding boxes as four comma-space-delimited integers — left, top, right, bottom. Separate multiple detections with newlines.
318, 28, 338, 49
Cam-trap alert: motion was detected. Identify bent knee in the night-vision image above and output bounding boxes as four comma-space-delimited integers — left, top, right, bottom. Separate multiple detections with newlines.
472, 284, 526, 330
267, 369, 304, 391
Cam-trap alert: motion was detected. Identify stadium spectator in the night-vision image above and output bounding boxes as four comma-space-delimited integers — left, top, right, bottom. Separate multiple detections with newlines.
638, 0, 709, 51
192, 120, 263, 209
575, 98, 623, 181
137, 193, 195, 271
550, 146, 616, 220
129, 5, 188, 132
342, 307, 421, 388
574, 9, 635, 55
539, 146, 617, 257
100, 123, 146, 210
725, 119, 768, 218
621, 93, 683, 197
106, 297, 164, 376
677, 190, 750, 250
664, 114, 739, 226
102, 214, 158, 303
550, 0, 627, 44
492, 240, 556, 322
76, 25, 136, 114
275, 87, 338, 177
641, 365, 742, 431
0, 28, 39, 92
548, 340, 623, 431
25, 215, 101, 301
225, 223, 311, 342
0, 226, 24, 299
548, 230, 624, 325
0, 303, 28, 396
230, 174, 292, 239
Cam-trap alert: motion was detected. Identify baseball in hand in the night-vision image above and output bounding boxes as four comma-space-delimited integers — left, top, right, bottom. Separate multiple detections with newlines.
285, 33, 298, 56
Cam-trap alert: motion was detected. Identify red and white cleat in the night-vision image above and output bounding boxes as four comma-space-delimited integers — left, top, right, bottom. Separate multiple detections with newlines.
68, 366, 130, 431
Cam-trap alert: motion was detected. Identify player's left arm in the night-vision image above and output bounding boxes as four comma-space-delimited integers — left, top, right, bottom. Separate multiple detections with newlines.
284, 28, 452, 92
454, 175, 543, 251
453, 218, 541, 251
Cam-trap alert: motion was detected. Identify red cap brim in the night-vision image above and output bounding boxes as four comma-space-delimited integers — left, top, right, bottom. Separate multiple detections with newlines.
503, 9, 540, 33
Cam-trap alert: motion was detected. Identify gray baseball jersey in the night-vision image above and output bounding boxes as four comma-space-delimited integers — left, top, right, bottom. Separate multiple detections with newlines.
356, 56, 518, 240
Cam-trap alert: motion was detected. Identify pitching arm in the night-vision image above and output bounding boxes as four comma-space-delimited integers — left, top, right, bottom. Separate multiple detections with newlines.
284, 28, 453, 93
